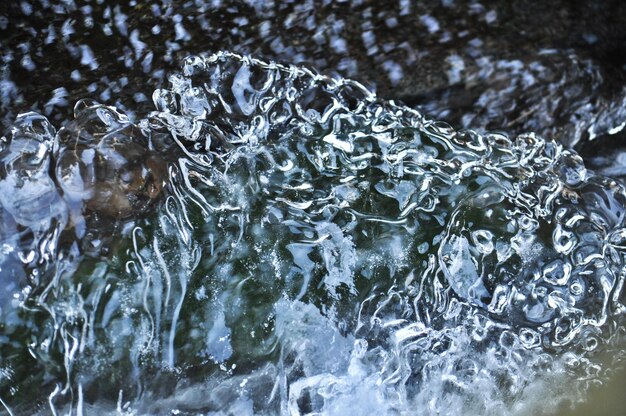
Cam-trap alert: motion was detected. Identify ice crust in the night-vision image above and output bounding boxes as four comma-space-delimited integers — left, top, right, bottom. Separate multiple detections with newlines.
0, 52, 624, 415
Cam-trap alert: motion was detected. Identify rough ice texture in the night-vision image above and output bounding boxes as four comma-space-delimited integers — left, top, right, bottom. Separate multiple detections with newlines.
0, 52, 624, 415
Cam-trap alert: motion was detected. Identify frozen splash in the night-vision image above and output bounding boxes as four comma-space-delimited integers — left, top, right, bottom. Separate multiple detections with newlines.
0, 52, 625, 414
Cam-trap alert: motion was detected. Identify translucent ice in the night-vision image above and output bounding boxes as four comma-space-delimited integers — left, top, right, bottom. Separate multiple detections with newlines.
0, 52, 624, 415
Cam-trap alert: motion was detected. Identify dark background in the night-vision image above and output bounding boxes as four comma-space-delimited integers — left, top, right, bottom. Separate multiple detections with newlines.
1, 0, 626, 174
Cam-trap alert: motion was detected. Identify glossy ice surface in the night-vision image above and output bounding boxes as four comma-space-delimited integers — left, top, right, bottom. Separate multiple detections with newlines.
0, 52, 623, 415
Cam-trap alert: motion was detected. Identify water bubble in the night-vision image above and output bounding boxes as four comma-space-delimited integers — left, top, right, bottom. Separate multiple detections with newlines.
470, 229, 494, 254
542, 259, 572, 286
558, 152, 587, 186
519, 328, 541, 349
553, 224, 577, 254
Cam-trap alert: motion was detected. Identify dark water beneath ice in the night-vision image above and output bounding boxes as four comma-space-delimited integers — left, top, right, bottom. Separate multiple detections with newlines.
0, 1, 625, 415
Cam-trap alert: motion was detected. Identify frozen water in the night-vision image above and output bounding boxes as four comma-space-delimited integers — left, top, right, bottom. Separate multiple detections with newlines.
0, 52, 624, 415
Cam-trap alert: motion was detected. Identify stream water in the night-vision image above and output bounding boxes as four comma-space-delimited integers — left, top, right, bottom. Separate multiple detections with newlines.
0, 1, 625, 415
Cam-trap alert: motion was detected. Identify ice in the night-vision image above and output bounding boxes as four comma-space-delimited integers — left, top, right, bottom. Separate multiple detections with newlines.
0, 52, 624, 414
202, 308, 233, 364
0, 112, 66, 301
440, 235, 489, 305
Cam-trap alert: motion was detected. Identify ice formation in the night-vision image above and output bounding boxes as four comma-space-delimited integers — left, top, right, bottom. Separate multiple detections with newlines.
0, 52, 624, 415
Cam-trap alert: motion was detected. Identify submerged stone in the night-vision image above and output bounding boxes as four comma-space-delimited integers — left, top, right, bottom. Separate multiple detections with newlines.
55, 99, 167, 220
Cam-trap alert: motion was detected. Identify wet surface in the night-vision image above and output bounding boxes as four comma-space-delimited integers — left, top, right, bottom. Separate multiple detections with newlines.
0, 1, 625, 415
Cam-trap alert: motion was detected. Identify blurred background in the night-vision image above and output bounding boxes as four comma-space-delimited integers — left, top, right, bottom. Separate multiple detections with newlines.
1, 0, 626, 174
